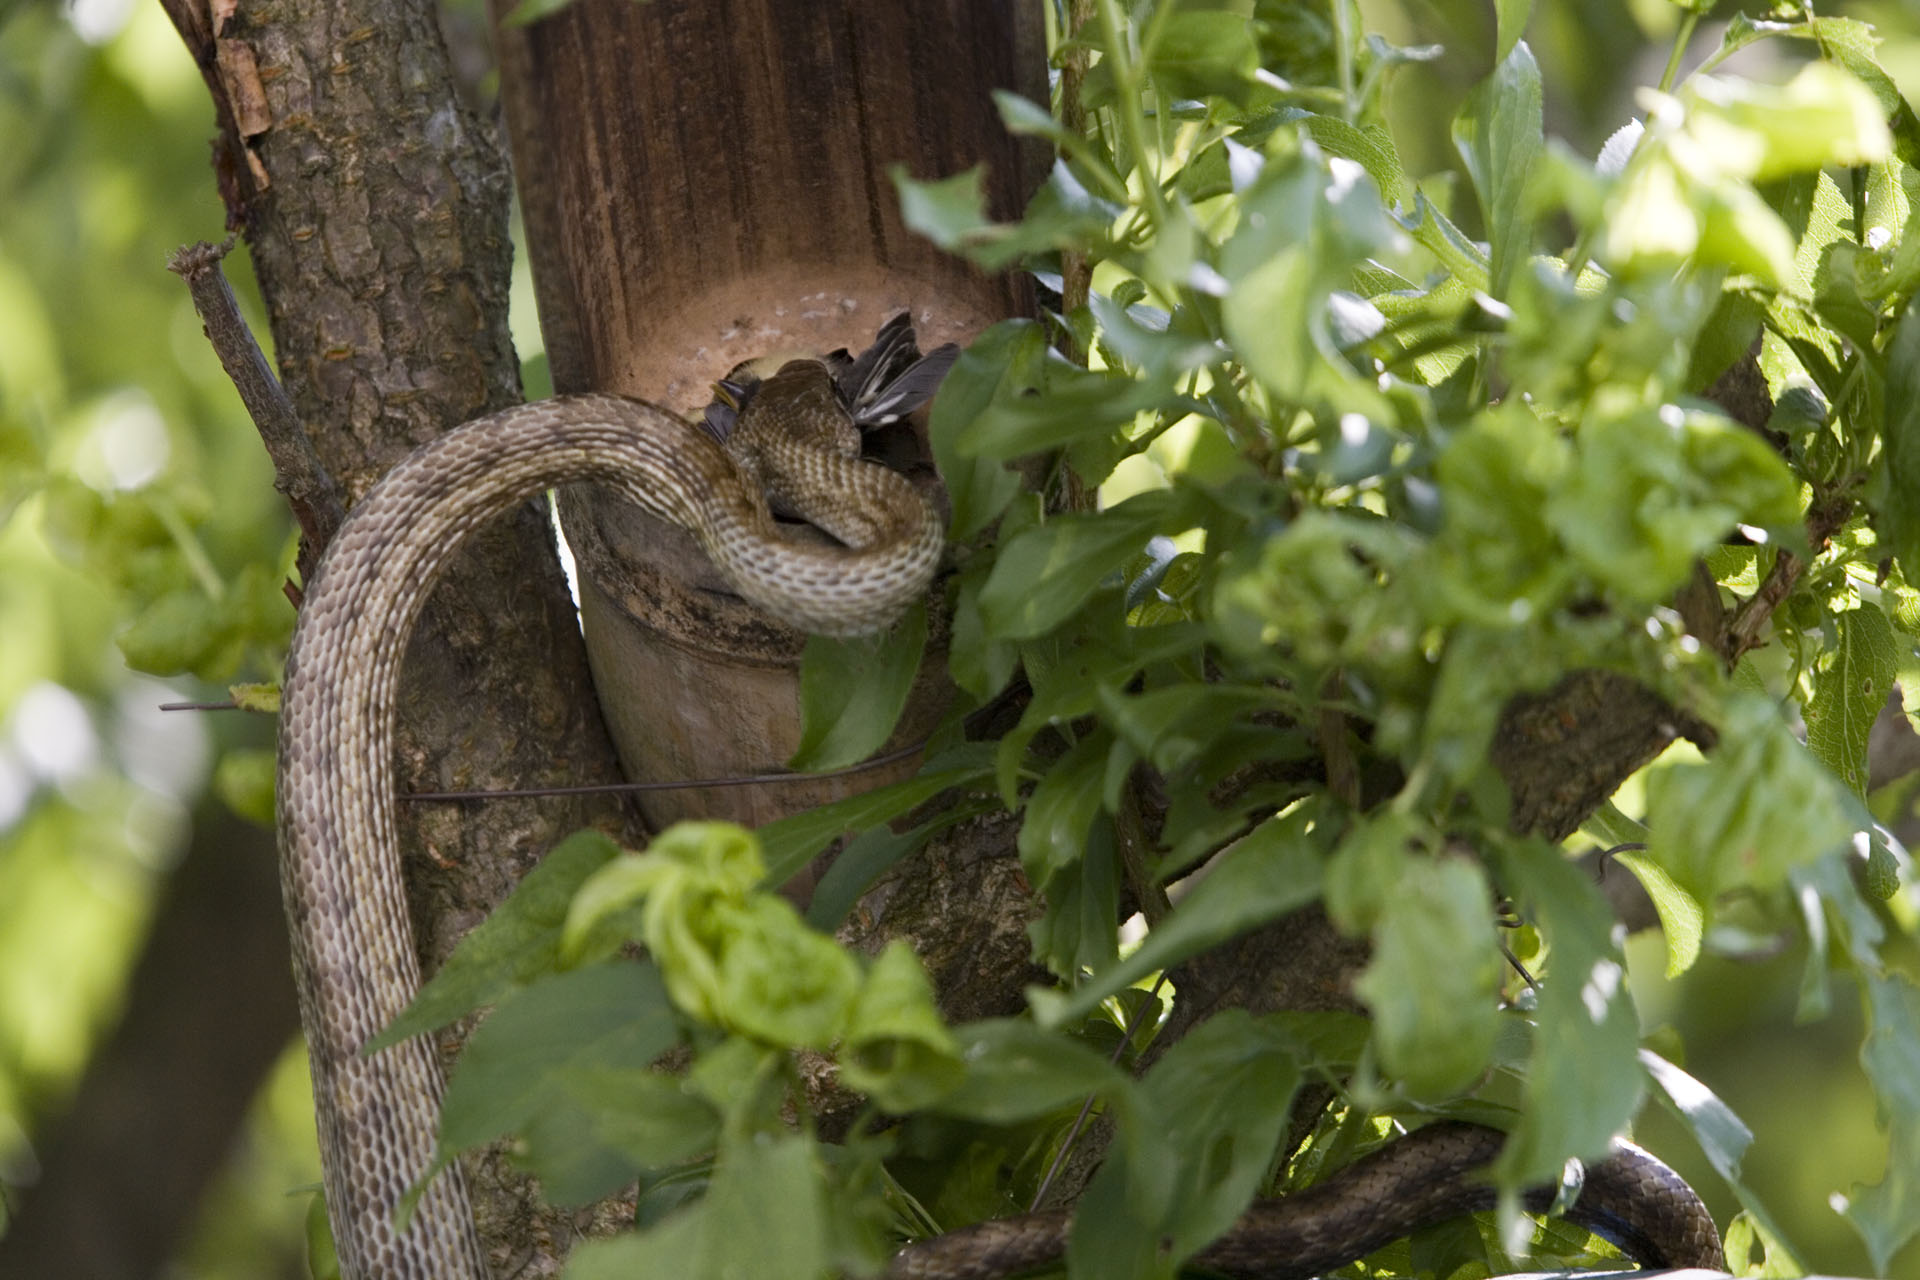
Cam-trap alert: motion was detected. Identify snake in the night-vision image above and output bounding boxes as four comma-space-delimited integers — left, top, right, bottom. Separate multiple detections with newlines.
276, 363, 943, 1279
885, 1120, 1725, 1279
276, 355, 1722, 1278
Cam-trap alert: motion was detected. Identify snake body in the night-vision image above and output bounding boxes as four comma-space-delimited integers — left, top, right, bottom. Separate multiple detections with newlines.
276, 376, 941, 1279
278, 370, 1721, 1279
886, 1120, 1725, 1279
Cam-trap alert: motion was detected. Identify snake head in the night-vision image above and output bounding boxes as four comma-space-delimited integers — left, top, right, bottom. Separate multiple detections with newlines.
699, 314, 959, 441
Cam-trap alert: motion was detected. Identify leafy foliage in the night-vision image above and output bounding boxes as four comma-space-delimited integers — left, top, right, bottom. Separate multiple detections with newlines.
362, 4, 1920, 1279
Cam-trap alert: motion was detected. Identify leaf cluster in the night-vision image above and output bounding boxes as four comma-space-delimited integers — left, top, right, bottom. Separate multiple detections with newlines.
379, 3, 1920, 1277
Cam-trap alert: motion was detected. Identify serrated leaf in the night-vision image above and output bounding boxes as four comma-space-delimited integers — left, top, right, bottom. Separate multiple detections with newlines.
1805, 602, 1901, 795
371, 830, 624, 1048
788, 602, 927, 772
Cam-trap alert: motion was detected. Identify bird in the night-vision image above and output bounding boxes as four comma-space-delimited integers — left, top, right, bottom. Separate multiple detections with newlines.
701, 312, 961, 443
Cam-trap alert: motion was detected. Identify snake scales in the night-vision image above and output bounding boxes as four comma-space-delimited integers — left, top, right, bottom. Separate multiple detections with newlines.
276, 364, 942, 1278
277, 358, 1721, 1278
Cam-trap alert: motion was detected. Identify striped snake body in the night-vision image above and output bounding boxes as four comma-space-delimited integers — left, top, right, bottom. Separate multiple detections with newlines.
276, 372, 941, 1278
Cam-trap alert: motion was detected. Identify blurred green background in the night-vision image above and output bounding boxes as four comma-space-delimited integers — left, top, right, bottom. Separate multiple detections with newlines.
0, 0, 1916, 1275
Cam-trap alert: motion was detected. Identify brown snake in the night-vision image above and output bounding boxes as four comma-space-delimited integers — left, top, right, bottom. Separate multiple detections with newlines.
278, 365, 1721, 1278
277, 367, 941, 1278
886, 1121, 1725, 1279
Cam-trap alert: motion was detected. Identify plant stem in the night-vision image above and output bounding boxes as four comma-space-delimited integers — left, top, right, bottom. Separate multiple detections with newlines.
1657, 12, 1699, 94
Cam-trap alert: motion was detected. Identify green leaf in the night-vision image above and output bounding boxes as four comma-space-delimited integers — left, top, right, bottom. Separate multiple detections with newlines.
518, 1067, 718, 1206
1487, 839, 1643, 1189
1843, 972, 1920, 1271
436, 961, 678, 1154
1323, 810, 1423, 934
1030, 806, 1327, 1030
1645, 693, 1855, 903
1071, 1012, 1303, 1276
1353, 857, 1501, 1100
1144, 9, 1260, 105
1613, 851, 1705, 977
894, 165, 996, 254
1143, 1013, 1303, 1258
696, 1131, 830, 1280
1686, 62, 1893, 183
1433, 406, 1574, 623
371, 831, 623, 1049
1219, 145, 1401, 419
564, 1208, 706, 1280
788, 602, 927, 772
1095, 683, 1284, 776
1877, 296, 1920, 587
955, 361, 1173, 462
932, 1018, 1134, 1125
927, 320, 1039, 541
1804, 602, 1901, 796
979, 489, 1197, 640
1453, 41, 1543, 299
1298, 115, 1410, 206
1550, 407, 1801, 604
1015, 729, 1109, 892
839, 941, 964, 1112
1027, 814, 1122, 980
756, 746, 993, 887
803, 820, 939, 932
892, 161, 1119, 273
115, 585, 225, 677
1494, 0, 1532, 63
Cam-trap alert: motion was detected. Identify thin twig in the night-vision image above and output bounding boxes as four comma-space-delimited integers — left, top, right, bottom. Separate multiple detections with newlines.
399, 736, 933, 802
167, 239, 346, 571
1028, 973, 1169, 1212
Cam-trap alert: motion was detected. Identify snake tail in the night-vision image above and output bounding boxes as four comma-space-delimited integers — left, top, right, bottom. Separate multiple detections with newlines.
885, 1121, 1725, 1280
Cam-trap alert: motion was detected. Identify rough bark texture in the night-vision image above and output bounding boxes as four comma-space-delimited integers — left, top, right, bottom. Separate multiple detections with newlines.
162, 0, 640, 1269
